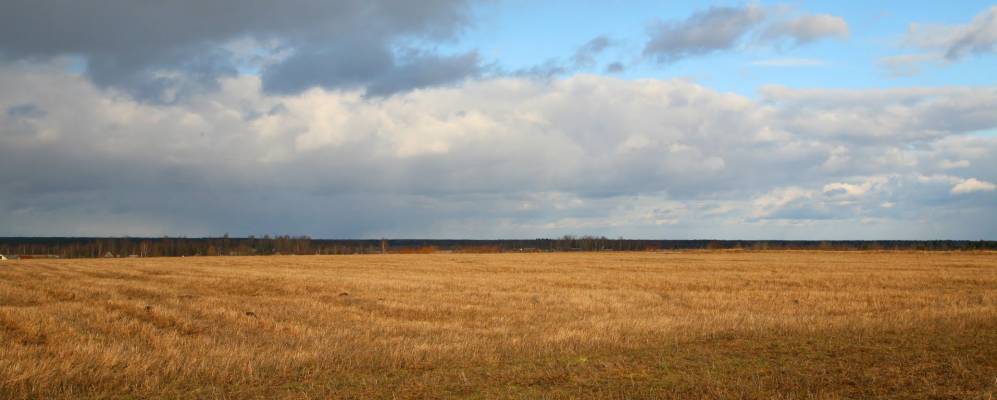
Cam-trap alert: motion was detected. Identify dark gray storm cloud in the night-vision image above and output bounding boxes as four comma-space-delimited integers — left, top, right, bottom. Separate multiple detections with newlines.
0, 0, 478, 99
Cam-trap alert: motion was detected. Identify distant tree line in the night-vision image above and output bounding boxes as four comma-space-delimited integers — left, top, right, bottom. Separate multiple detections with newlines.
0, 235, 994, 258
0, 235, 329, 258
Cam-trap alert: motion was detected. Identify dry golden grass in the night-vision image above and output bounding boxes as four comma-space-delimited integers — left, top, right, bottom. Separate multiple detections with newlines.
1, 251, 995, 399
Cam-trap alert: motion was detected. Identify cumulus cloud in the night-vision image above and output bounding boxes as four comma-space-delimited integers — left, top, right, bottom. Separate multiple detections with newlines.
643, 5, 848, 63
751, 187, 815, 219
951, 178, 996, 194
0, 0, 479, 99
262, 47, 481, 96
823, 181, 876, 198
761, 85, 997, 143
1, 62, 995, 238
939, 159, 970, 169
751, 177, 895, 221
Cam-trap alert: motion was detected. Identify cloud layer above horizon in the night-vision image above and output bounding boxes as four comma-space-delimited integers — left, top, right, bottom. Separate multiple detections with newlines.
1, 1, 995, 239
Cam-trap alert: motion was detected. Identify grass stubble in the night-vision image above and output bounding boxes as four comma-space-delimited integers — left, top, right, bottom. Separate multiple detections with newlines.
0, 251, 995, 399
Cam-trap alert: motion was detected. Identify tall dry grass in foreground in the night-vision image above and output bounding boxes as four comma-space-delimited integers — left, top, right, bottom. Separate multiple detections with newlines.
0, 251, 995, 399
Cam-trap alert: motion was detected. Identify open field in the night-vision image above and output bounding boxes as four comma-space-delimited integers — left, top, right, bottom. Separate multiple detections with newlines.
1, 252, 996, 399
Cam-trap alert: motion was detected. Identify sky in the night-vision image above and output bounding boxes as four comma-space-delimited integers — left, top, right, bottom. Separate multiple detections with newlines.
0, 1, 995, 239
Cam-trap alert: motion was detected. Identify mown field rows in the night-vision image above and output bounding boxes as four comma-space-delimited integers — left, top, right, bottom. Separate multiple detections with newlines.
1, 251, 995, 399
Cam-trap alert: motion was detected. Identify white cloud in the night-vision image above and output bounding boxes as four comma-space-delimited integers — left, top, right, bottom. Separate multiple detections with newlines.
823, 182, 872, 198
1, 63, 996, 238
939, 159, 970, 169
751, 187, 815, 219
951, 178, 997, 194
917, 174, 963, 185
761, 85, 997, 142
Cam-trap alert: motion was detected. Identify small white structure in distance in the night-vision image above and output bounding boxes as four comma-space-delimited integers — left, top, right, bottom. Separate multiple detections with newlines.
0, 254, 7, 260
